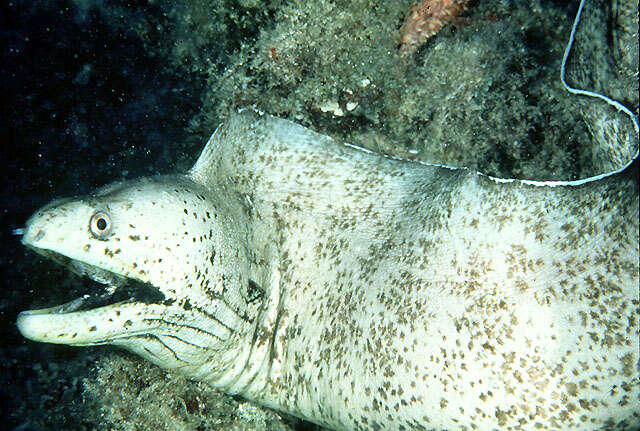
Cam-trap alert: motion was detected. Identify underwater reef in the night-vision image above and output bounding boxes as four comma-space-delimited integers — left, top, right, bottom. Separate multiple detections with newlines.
0, 0, 637, 430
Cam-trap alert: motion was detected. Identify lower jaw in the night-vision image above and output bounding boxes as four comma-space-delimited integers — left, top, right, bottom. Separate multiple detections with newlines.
17, 300, 162, 345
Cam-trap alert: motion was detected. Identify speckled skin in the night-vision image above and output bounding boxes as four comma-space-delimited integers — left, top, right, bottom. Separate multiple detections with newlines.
19, 110, 639, 430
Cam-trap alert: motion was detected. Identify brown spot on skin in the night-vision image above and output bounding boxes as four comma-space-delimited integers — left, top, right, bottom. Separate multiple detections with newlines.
619, 353, 635, 377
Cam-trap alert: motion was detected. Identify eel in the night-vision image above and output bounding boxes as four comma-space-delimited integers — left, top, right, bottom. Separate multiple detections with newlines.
16, 109, 639, 430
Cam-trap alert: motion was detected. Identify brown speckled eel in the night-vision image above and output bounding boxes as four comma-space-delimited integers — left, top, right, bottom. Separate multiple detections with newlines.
17, 109, 639, 430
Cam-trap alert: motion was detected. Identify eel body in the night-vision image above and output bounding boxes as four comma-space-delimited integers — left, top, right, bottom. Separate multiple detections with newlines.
17, 110, 639, 430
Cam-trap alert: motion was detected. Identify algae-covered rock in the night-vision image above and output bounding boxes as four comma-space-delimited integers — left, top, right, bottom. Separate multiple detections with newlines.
84, 353, 298, 431
192, 0, 637, 180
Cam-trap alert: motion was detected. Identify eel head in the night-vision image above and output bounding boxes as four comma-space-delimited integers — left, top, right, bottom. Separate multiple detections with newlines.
17, 175, 255, 373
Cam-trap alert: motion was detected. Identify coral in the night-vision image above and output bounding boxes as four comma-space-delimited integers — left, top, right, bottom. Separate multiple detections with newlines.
399, 0, 472, 59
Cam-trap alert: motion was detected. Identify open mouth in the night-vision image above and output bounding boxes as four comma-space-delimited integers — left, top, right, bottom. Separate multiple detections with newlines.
22, 248, 165, 316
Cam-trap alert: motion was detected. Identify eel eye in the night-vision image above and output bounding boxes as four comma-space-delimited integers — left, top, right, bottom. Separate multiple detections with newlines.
90, 211, 112, 239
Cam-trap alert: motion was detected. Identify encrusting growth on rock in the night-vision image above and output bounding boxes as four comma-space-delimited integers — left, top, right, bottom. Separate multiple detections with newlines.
399, 0, 472, 58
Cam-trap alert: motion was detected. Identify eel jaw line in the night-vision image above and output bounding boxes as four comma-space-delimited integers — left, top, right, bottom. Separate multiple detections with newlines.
17, 247, 166, 346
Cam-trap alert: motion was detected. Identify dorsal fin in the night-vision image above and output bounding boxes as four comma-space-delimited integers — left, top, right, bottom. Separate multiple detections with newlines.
192, 107, 639, 190
188, 109, 336, 187
188, 109, 258, 185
